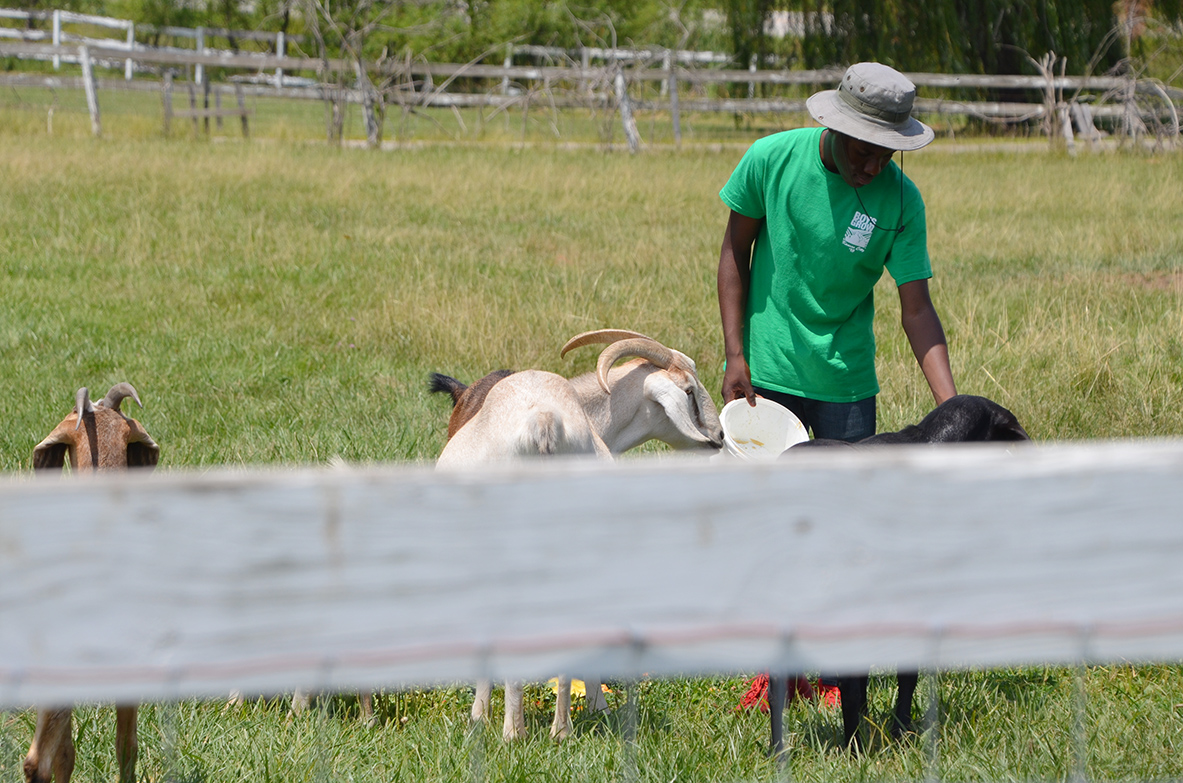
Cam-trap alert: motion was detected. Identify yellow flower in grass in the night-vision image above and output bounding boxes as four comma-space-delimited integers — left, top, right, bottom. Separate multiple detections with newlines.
548, 678, 611, 697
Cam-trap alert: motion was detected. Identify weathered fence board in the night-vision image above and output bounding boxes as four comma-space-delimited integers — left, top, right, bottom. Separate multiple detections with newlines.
1, 441, 1182, 708
2, 39, 1178, 133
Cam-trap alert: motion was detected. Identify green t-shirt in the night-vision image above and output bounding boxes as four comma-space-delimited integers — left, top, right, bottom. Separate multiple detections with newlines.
719, 127, 932, 403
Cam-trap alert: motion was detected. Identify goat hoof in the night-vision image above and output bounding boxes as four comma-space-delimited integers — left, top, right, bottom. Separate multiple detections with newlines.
890, 716, 917, 740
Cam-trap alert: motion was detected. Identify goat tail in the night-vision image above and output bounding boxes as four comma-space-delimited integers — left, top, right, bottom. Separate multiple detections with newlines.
523, 410, 564, 456
428, 372, 468, 401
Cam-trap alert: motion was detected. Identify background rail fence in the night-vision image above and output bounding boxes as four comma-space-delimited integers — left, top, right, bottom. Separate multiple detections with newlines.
1, 21, 1180, 147
2, 443, 1183, 740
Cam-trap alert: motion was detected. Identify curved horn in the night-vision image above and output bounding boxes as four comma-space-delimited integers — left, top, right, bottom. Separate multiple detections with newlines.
595, 338, 675, 394
560, 329, 654, 358
99, 382, 143, 413
73, 387, 93, 431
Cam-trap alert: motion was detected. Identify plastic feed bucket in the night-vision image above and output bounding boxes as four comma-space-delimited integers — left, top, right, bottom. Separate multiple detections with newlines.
720, 398, 809, 460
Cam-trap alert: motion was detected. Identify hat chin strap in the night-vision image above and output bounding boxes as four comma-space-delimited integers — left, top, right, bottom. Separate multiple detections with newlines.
826, 130, 908, 234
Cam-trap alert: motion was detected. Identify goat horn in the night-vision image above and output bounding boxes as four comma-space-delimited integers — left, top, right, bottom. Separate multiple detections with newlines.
73, 387, 94, 431
99, 382, 143, 412
560, 329, 654, 358
595, 338, 675, 394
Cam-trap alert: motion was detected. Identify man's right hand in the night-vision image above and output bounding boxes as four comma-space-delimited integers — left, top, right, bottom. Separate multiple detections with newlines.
721, 358, 757, 406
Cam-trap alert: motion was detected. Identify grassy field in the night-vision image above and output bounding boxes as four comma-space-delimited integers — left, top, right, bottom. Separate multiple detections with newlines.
0, 126, 1181, 782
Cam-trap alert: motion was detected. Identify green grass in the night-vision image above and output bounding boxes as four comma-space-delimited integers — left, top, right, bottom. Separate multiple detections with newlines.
0, 129, 1181, 781
4, 667, 1183, 782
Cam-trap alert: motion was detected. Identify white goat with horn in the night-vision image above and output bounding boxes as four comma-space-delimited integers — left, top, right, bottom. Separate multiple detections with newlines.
430, 329, 723, 741
433, 329, 723, 466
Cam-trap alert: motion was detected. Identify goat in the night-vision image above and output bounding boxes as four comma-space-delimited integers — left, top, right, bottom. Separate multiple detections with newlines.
25, 383, 159, 783
430, 330, 723, 740
433, 369, 612, 466
768, 394, 1029, 755
433, 329, 723, 466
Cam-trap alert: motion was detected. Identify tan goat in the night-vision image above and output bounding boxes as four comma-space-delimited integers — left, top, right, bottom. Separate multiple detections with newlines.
430, 330, 723, 741
25, 383, 159, 783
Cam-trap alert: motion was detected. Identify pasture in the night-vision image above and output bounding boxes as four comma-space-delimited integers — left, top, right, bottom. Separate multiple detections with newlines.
1, 129, 1182, 782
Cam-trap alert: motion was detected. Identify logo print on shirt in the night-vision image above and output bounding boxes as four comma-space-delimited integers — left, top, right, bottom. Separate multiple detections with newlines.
843, 211, 876, 253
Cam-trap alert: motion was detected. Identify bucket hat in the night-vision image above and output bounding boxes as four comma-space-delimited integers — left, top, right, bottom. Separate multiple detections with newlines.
806, 62, 934, 151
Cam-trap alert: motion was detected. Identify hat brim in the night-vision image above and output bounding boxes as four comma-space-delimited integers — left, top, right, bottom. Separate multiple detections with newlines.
807, 90, 934, 151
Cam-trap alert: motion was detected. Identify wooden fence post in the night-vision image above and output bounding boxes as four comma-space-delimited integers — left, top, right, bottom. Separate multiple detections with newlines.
195, 26, 204, 86
668, 63, 681, 149
215, 89, 223, 131
1058, 103, 1076, 155
124, 22, 134, 80
614, 68, 640, 153
52, 9, 61, 69
203, 76, 211, 135
187, 80, 199, 136
501, 44, 513, 95
237, 84, 249, 139
79, 45, 101, 137
1122, 74, 1140, 146
275, 30, 285, 88
580, 47, 591, 98
162, 71, 173, 137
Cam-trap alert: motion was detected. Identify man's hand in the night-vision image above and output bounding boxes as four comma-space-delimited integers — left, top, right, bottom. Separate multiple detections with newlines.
722, 357, 757, 406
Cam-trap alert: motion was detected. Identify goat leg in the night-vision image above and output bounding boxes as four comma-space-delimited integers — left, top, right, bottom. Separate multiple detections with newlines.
471, 680, 493, 724
583, 677, 609, 714
359, 691, 375, 726
837, 674, 870, 752
502, 681, 527, 741
767, 675, 788, 757
550, 676, 573, 740
115, 705, 137, 783
893, 671, 919, 738
290, 689, 311, 716
24, 707, 75, 783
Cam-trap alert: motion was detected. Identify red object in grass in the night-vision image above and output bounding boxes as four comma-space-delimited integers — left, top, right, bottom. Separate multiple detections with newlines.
737, 674, 824, 713
816, 680, 841, 708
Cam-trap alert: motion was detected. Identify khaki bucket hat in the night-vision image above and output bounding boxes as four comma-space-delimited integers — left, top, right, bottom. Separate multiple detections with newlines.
806, 62, 934, 151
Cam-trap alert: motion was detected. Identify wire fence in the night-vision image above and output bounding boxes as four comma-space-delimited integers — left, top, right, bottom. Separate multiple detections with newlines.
2, 6, 1181, 150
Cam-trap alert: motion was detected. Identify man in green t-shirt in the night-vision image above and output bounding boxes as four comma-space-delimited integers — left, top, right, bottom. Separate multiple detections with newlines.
718, 61, 959, 753
718, 62, 957, 441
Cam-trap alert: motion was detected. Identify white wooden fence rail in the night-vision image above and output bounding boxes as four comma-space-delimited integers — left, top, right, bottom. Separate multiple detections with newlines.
2, 440, 1182, 709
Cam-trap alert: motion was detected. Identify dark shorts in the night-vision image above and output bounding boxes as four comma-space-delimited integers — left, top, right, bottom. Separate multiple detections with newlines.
751, 387, 876, 442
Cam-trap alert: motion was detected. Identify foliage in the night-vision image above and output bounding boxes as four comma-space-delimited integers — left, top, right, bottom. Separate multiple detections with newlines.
784, 0, 1183, 77
723, 0, 772, 70
8, 0, 1183, 86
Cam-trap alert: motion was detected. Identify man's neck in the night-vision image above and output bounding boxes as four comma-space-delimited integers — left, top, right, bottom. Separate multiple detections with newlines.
819, 129, 839, 174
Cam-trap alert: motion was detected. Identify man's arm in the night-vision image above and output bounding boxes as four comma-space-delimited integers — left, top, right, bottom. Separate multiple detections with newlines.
718, 210, 764, 405
898, 278, 957, 405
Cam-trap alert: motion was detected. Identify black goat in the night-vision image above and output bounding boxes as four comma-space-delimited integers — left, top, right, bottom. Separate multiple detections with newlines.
771, 394, 1029, 754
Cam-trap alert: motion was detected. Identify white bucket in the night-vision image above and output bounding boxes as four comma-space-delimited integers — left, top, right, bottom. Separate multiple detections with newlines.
719, 397, 809, 461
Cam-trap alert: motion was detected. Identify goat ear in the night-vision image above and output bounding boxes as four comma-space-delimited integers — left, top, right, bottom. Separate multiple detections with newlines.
643, 373, 710, 444
125, 420, 160, 469
32, 427, 73, 471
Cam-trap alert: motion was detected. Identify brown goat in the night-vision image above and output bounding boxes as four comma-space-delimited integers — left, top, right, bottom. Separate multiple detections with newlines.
25, 383, 158, 783
429, 369, 516, 440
